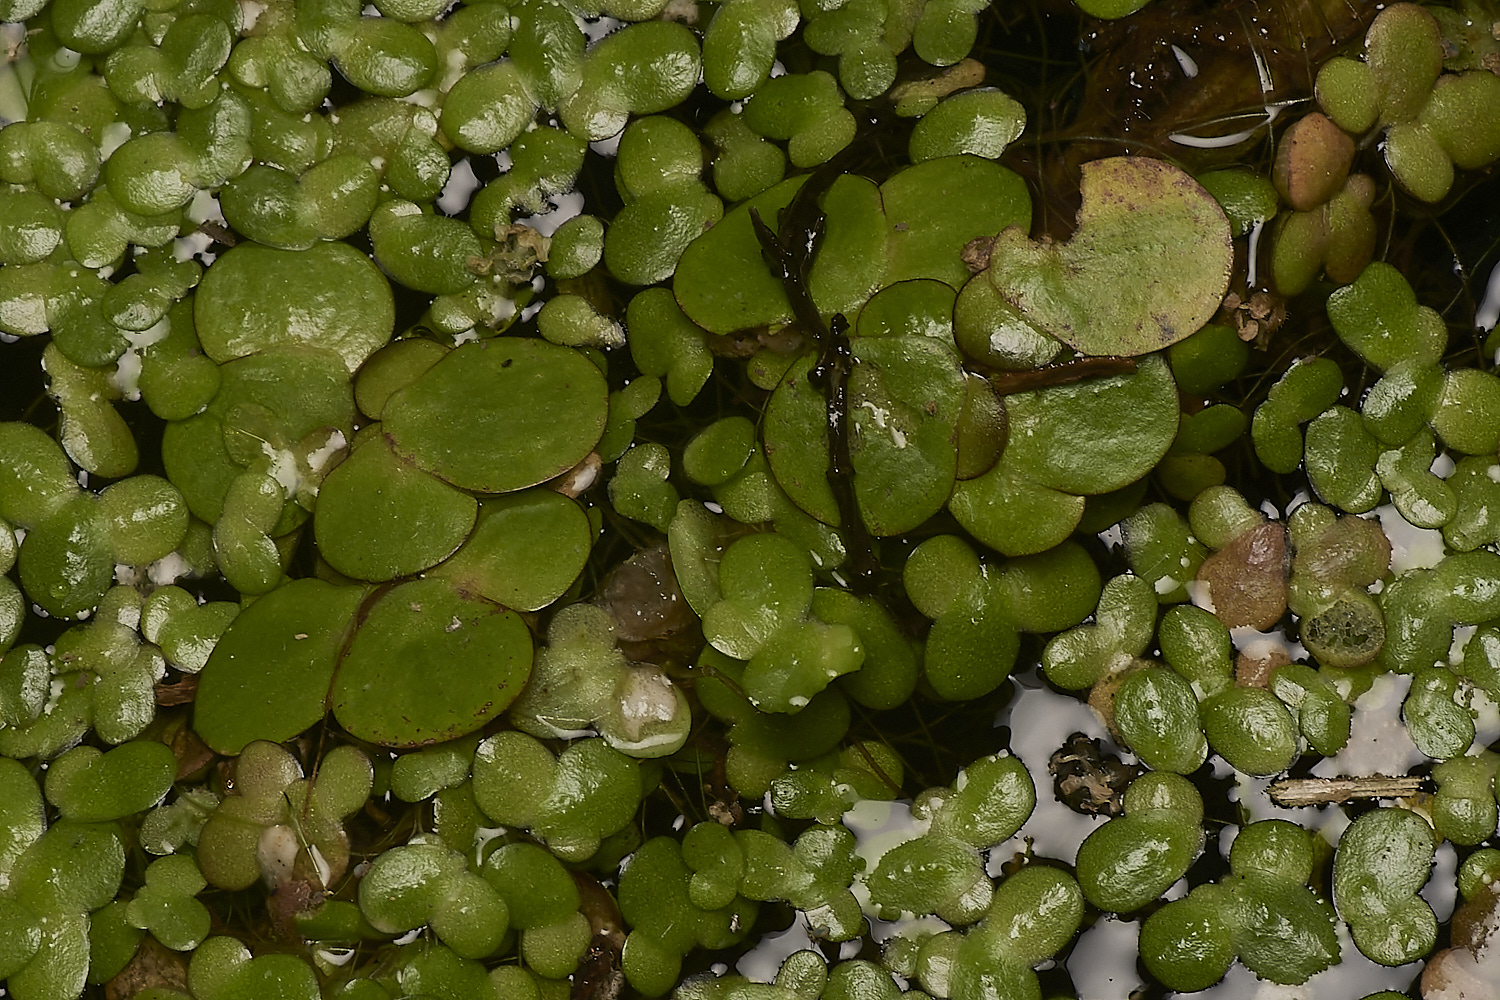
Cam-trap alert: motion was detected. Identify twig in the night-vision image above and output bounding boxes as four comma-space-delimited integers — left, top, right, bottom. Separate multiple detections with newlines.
1267, 774, 1427, 807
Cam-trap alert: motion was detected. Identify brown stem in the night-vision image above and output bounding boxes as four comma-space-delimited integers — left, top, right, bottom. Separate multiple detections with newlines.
982, 355, 1140, 395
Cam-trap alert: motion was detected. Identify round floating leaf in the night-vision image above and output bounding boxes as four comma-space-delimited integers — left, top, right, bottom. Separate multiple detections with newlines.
605, 182, 723, 287
671, 177, 794, 334
856, 280, 957, 342
12, 819, 126, 913
880, 155, 1031, 288
908, 89, 1026, 163
684, 416, 758, 487
986, 157, 1232, 356
385, 339, 609, 494
867, 836, 984, 915
17, 495, 113, 619
1002, 353, 1179, 495
430, 489, 593, 612
314, 434, 477, 582
195, 579, 366, 755
481, 842, 580, 931
194, 242, 395, 372
354, 338, 450, 421
925, 574, 1019, 700
0, 422, 78, 528
370, 205, 483, 295
744, 620, 864, 713
947, 450, 1085, 557
333, 577, 533, 747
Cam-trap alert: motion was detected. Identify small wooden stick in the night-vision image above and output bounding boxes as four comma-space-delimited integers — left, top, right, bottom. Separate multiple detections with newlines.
1267, 775, 1427, 807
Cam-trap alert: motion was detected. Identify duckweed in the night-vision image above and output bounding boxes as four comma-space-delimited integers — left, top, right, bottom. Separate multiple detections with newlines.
3, 1, 1500, 998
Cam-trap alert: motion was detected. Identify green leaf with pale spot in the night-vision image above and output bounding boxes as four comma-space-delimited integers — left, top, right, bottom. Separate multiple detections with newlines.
985, 157, 1232, 356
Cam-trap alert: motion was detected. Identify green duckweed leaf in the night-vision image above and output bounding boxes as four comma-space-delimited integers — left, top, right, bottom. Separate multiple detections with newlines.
845, 334, 967, 534
990, 352, 1180, 501
0, 895, 41, 982
744, 619, 864, 713
1326, 262, 1447, 372
0, 422, 79, 529
1366, 3, 1445, 125
1333, 807, 1437, 966
369, 203, 483, 295
867, 835, 984, 916
811, 589, 919, 710
924, 572, 1019, 700
6, 909, 89, 1000
194, 242, 395, 373
985, 157, 1232, 356
1197, 170, 1279, 238
43, 741, 176, 822
126, 854, 211, 952
0, 755, 45, 886
610, 442, 681, 533
702, 533, 813, 660
947, 448, 1086, 557
763, 354, 839, 527
559, 21, 702, 142
17, 495, 113, 620
604, 182, 724, 287
880, 155, 1029, 289
334, 577, 533, 747
627, 288, 715, 407
670, 176, 803, 334
430, 489, 592, 612
194, 579, 366, 755
856, 280, 956, 342
313, 433, 477, 582
908, 89, 1025, 163
12, 818, 126, 913
385, 339, 609, 494
162, 345, 355, 524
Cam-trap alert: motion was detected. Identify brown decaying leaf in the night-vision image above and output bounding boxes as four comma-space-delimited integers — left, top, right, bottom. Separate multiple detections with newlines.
572, 871, 627, 1000
1197, 522, 1289, 630
1235, 646, 1290, 688
600, 543, 698, 644
105, 935, 190, 1000
1421, 883, 1500, 999
155, 675, 198, 706
1273, 112, 1356, 212
1220, 290, 1287, 347
1049, 732, 1141, 817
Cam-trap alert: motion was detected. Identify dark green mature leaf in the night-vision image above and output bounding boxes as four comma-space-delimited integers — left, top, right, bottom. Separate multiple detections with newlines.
385, 338, 609, 494
195, 579, 366, 755
333, 577, 532, 747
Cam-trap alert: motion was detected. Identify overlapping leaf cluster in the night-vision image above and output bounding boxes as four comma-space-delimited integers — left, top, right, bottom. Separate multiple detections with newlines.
3, 1, 1500, 999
